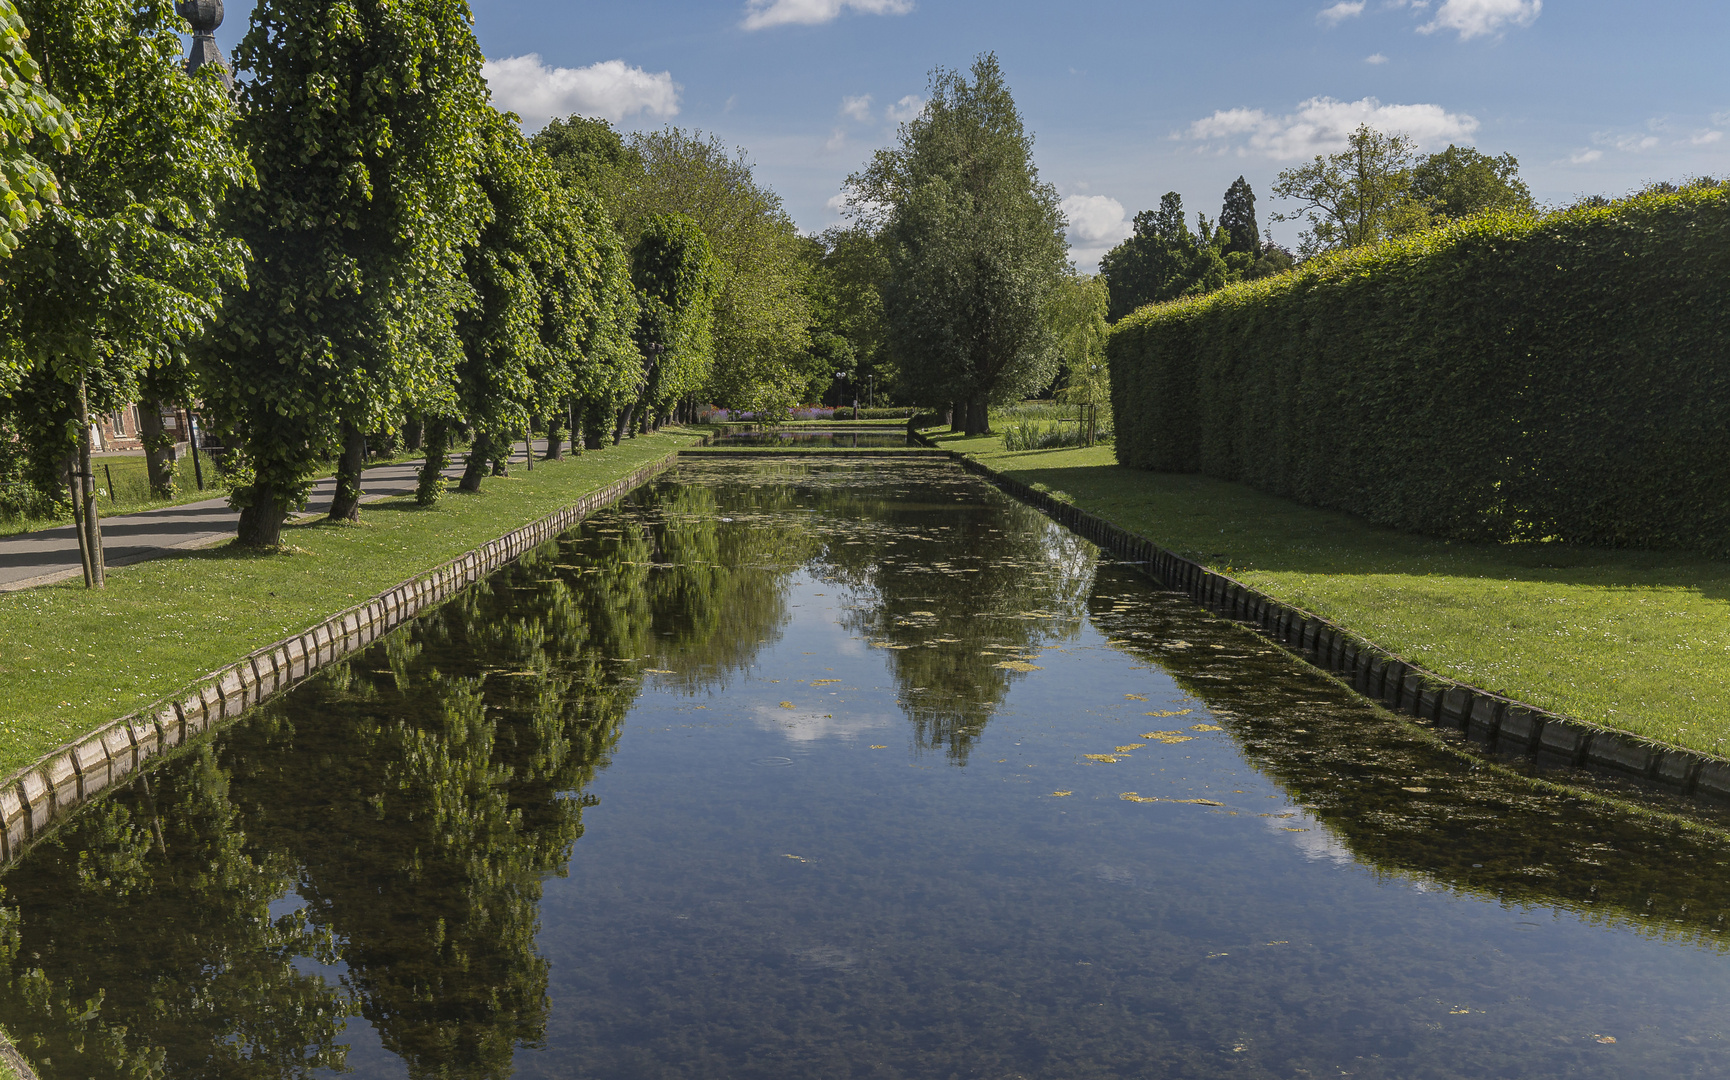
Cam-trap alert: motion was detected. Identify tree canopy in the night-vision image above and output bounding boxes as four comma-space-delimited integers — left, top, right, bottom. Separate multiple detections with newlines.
201, 0, 491, 544
849, 52, 1067, 434
1274, 127, 1536, 257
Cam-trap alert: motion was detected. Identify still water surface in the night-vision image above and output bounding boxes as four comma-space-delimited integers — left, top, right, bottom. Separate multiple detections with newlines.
711, 428, 909, 447
3, 460, 1730, 1079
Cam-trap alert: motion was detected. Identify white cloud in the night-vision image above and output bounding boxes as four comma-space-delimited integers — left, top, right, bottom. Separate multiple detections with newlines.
1061, 195, 1133, 246
741, 0, 913, 30
825, 127, 848, 151
1318, 1, 1366, 23
886, 94, 924, 123
1418, 0, 1540, 39
1598, 132, 1660, 152
1185, 96, 1478, 159
1691, 130, 1725, 146
1565, 148, 1604, 165
1365, 52, 1390, 64
840, 94, 874, 122
1061, 194, 1133, 272
482, 55, 680, 130
1714, 111, 1730, 127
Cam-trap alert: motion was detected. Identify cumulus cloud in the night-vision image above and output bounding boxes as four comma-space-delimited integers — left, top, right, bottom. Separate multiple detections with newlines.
742, 0, 913, 30
1365, 52, 1390, 63
1565, 148, 1603, 165
1062, 195, 1133, 246
1691, 130, 1725, 146
1318, 1, 1366, 24
1418, 0, 1540, 39
840, 94, 874, 122
483, 55, 679, 130
1186, 96, 1478, 159
1060, 194, 1133, 271
886, 94, 924, 123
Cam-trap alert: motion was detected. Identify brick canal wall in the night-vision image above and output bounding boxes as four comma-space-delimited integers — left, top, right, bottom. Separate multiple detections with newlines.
938, 447, 1730, 803
0, 451, 682, 869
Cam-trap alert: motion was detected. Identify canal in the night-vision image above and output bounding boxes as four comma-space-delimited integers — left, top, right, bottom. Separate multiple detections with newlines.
1, 459, 1727, 1078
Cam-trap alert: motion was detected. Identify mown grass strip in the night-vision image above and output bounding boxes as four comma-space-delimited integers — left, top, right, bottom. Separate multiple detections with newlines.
934, 433, 1730, 760
0, 432, 696, 776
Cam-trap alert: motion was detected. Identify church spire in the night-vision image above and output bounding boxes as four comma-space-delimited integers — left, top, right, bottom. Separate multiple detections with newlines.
177, 0, 233, 89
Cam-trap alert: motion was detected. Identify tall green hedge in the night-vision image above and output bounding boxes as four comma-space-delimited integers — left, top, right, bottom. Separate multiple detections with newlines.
1108, 187, 1730, 554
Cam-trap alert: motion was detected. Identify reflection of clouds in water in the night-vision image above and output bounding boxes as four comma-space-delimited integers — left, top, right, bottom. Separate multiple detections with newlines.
1264, 810, 1355, 865
750, 704, 896, 743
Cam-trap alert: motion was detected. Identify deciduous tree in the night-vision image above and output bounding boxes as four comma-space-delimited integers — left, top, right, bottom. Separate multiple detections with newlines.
1272, 124, 1418, 256
849, 53, 1067, 434
1409, 144, 1534, 222
0, 0, 249, 586
201, 0, 489, 545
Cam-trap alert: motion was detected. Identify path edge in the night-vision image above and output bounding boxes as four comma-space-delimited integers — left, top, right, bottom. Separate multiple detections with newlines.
933, 442, 1730, 803
0, 451, 681, 870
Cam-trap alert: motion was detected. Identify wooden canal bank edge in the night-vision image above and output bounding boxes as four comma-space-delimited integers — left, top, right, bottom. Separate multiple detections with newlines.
928, 443, 1730, 806
0, 450, 686, 876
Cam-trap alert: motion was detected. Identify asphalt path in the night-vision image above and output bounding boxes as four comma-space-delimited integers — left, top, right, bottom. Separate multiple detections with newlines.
0, 442, 546, 591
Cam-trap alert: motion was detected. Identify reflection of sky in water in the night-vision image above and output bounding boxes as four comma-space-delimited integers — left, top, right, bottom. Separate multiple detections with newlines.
3, 461, 1730, 1079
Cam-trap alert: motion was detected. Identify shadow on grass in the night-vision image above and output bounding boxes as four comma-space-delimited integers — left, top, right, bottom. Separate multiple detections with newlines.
981, 458, 1730, 600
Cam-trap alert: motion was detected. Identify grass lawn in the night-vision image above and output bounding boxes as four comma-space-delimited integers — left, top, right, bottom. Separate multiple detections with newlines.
0, 432, 695, 777
932, 431, 1730, 759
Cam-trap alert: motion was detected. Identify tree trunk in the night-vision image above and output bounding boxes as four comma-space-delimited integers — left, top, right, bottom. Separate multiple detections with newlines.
613, 403, 634, 445
949, 402, 964, 433
327, 420, 366, 522
521, 429, 533, 472
404, 415, 424, 451
139, 399, 176, 497
965, 398, 989, 436
75, 379, 106, 587
459, 433, 490, 492
66, 454, 94, 587
416, 418, 448, 505
583, 403, 607, 450
542, 410, 566, 460
236, 483, 286, 547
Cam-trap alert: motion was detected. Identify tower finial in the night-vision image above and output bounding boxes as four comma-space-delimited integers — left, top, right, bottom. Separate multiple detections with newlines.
177, 1, 233, 90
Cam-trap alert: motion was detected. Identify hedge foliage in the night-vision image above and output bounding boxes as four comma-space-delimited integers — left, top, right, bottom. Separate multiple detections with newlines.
1108, 187, 1730, 554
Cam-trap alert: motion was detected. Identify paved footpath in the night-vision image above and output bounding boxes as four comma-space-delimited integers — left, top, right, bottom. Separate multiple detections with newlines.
0, 443, 548, 592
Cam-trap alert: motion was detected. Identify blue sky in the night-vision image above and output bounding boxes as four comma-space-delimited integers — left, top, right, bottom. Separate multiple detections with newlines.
203, 1, 1730, 268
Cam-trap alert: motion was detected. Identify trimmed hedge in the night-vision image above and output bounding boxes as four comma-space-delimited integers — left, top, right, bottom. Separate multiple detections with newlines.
1108, 187, 1730, 554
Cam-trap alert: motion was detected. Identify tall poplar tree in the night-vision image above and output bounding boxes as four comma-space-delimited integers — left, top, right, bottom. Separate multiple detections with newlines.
0, 0, 248, 586
201, 0, 488, 545
849, 53, 1067, 435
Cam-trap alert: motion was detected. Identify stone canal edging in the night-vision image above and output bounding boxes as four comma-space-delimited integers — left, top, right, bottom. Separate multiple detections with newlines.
0, 451, 683, 870
940, 448, 1730, 803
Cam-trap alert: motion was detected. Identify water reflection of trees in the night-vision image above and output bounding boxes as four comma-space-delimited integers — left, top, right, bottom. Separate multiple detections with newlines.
1086, 562, 1730, 951
797, 464, 1097, 761
0, 480, 811, 1080
0, 744, 349, 1079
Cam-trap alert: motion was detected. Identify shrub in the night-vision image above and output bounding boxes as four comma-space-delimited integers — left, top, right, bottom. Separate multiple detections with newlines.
1108, 187, 1730, 554
1000, 421, 1112, 452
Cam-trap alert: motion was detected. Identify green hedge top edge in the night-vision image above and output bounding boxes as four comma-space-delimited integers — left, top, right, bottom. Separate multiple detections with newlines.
1108, 187, 1730, 554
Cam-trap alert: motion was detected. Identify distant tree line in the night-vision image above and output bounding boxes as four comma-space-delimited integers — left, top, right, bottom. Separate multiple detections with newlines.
1100, 125, 1540, 323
